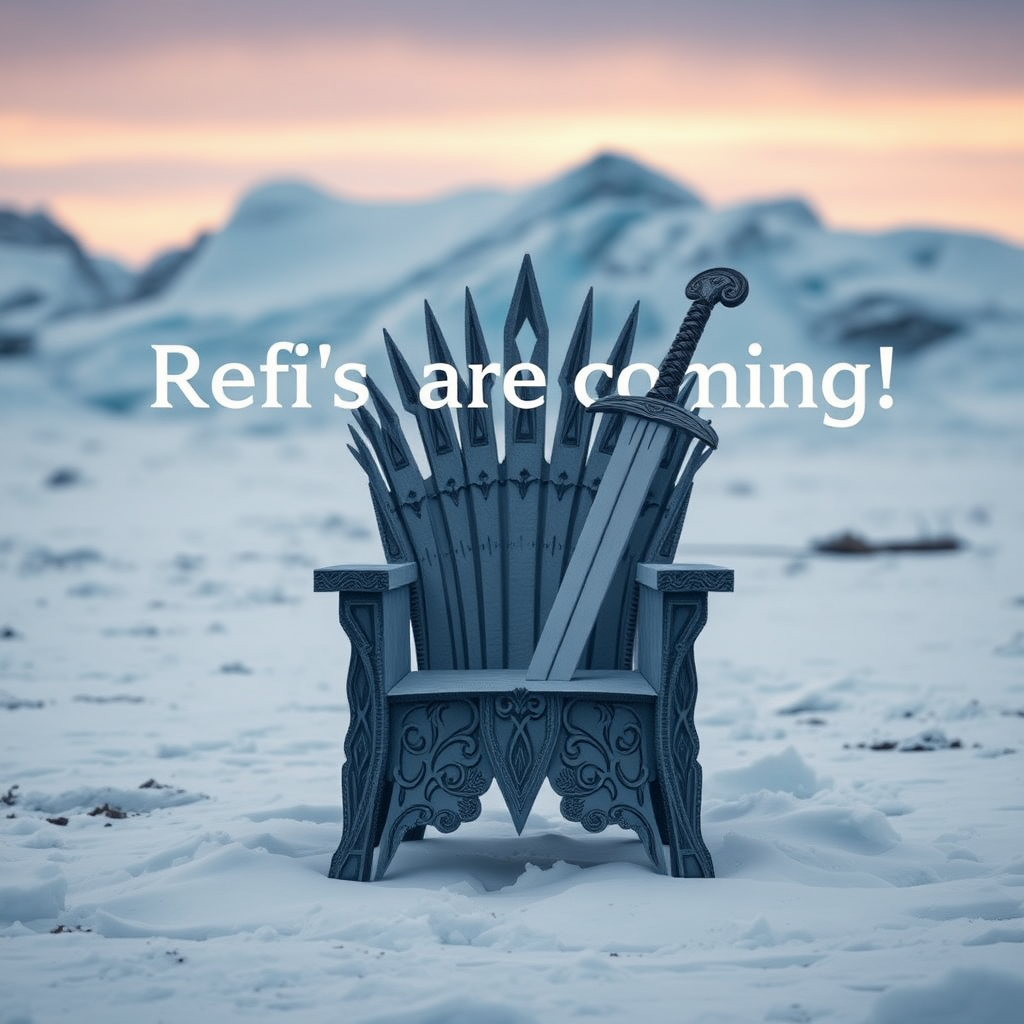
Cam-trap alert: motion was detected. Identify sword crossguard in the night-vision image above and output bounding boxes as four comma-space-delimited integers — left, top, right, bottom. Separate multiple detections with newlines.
587, 394, 719, 449
649, 267, 749, 401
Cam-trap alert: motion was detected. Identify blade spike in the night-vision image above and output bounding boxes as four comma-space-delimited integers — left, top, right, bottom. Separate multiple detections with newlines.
558, 286, 593, 386
504, 253, 549, 372
597, 301, 639, 399
352, 406, 388, 472
382, 329, 420, 413
347, 428, 371, 467
365, 375, 405, 437
425, 301, 468, 405
464, 288, 492, 368
352, 402, 380, 439
424, 301, 453, 365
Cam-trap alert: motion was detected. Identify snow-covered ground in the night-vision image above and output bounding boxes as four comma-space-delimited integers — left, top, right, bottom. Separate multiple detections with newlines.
2, 385, 1022, 1022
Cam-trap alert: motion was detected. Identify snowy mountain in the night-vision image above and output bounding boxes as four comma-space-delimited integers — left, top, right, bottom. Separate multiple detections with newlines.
130, 231, 210, 303
18, 152, 1024, 431
0, 209, 119, 352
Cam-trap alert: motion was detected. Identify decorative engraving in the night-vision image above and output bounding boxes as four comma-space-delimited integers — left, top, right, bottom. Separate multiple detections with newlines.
651, 568, 734, 593
375, 700, 493, 878
550, 699, 665, 872
440, 477, 462, 506
314, 569, 390, 592
472, 469, 496, 499
512, 467, 538, 499
481, 688, 561, 833
399, 490, 424, 518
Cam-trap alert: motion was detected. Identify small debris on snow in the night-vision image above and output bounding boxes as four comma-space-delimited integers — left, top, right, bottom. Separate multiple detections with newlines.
814, 530, 962, 555
0, 693, 44, 710
88, 803, 127, 819
44, 467, 83, 488
218, 661, 252, 674
850, 729, 963, 752
73, 694, 145, 704
139, 779, 174, 790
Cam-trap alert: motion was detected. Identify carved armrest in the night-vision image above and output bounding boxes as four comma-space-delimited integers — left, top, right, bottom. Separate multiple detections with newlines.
634, 562, 732, 690
635, 563, 733, 594
313, 562, 418, 592
314, 562, 417, 690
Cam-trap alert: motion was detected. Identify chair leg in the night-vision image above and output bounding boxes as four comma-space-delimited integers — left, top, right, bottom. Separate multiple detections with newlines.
655, 645, 714, 878
650, 778, 671, 846
330, 744, 389, 881
328, 595, 393, 882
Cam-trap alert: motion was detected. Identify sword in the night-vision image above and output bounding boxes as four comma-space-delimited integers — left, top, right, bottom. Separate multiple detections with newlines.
526, 267, 749, 681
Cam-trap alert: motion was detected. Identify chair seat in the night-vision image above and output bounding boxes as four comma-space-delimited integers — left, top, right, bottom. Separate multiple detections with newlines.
387, 669, 657, 700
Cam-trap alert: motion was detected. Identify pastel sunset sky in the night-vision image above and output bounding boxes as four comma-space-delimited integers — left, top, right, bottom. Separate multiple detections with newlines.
2, 0, 1021, 264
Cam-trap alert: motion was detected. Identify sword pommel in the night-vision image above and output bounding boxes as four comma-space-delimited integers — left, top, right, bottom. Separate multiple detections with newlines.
685, 267, 749, 308
649, 267, 749, 401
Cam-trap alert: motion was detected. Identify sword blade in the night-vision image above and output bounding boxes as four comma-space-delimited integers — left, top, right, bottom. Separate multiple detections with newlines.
526, 415, 673, 680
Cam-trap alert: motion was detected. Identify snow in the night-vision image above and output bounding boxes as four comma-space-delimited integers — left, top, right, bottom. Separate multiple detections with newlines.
3, 151, 1023, 1020
2, 395, 1022, 1022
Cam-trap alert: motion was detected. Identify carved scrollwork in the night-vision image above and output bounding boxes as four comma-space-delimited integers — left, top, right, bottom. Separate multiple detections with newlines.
550, 699, 665, 872
394, 701, 490, 811
375, 700, 493, 878
314, 569, 390, 592
651, 568, 734, 593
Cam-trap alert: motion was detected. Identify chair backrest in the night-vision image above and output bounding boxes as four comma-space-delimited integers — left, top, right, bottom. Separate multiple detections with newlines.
349, 256, 715, 673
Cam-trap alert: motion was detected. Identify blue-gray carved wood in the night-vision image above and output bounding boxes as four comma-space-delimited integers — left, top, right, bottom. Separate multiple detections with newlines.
482, 687, 562, 833
347, 258, 717, 678
537, 289, 594, 627
459, 290, 504, 668
502, 256, 549, 665
549, 697, 666, 873
327, 582, 411, 881
345, 429, 427, 667
384, 317, 485, 670
570, 302, 638, 561
324, 259, 738, 880
355, 380, 459, 668
375, 698, 494, 879
636, 586, 714, 877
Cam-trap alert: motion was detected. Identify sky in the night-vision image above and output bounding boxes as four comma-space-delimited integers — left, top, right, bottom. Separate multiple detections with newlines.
1, 0, 1022, 265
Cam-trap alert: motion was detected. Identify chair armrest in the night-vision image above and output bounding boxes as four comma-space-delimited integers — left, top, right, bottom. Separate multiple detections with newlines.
634, 563, 731, 691
315, 562, 417, 688
636, 562, 733, 594
313, 562, 418, 592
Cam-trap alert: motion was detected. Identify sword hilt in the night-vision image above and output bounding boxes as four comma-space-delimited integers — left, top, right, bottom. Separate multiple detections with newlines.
649, 267, 749, 401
